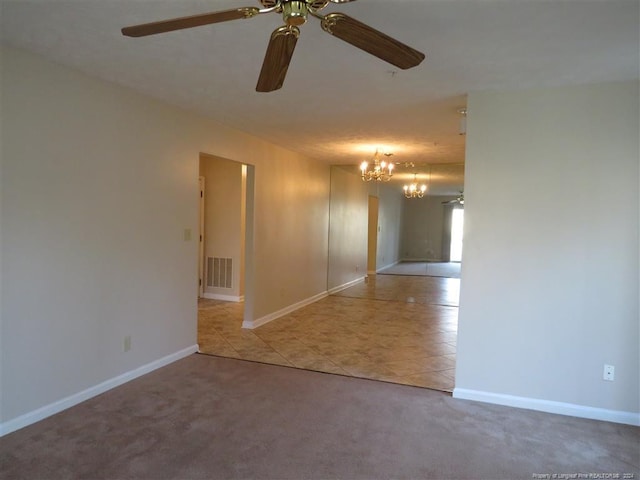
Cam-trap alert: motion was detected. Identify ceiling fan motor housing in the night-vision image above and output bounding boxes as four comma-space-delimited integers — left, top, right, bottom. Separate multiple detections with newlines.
260, 0, 330, 9
260, 0, 332, 26
283, 1, 309, 26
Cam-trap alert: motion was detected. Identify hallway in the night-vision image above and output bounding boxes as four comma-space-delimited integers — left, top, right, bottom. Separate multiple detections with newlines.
198, 275, 458, 392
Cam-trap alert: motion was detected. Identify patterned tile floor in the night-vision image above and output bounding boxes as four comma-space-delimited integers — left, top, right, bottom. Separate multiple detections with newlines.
198, 275, 459, 392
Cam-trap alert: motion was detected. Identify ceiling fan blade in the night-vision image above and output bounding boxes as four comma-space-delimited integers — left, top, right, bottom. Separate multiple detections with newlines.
442, 195, 464, 205
122, 7, 260, 37
319, 13, 425, 69
256, 26, 300, 93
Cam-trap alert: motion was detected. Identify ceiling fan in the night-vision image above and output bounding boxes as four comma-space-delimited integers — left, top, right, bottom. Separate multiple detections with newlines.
121, 0, 425, 93
442, 192, 464, 205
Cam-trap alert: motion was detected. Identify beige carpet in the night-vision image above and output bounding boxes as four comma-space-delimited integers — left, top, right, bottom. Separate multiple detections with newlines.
379, 261, 461, 278
1, 354, 638, 479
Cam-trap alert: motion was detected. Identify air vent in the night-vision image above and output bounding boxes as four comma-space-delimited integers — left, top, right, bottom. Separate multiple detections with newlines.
206, 257, 232, 289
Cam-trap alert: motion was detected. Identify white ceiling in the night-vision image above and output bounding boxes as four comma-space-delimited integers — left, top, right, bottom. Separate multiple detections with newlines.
2, 0, 638, 191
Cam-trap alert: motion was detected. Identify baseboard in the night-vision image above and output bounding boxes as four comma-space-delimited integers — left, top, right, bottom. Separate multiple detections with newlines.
376, 260, 400, 272
452, 388, 640, 426
0, 345, 199, 437
242, 291, 328, 329
203, 293, 243, 302
401, 257, 444, 262
327, 276, 366, 295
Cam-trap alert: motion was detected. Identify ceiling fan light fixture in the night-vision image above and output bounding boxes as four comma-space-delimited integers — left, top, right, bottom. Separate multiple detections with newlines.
283, 1, 308, 26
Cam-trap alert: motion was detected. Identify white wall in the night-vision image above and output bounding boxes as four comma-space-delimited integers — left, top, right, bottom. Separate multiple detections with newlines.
455, 81, 639, 423
1, 46, 330, 428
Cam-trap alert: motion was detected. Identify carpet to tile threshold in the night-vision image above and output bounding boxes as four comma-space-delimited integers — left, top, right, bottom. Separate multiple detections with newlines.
196, 351, 453, 394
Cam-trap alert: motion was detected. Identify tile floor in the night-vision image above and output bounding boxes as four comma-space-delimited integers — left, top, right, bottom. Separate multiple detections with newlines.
198, 274, 459, 392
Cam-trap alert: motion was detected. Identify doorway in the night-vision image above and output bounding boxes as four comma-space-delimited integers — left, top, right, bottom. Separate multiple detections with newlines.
198, 165, 460, 393
198, 154, 255, 328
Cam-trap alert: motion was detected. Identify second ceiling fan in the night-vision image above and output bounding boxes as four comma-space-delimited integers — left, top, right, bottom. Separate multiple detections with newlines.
121, 0, 425, 92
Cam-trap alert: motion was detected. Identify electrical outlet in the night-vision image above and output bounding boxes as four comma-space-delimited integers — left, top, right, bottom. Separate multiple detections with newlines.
603, 364, 614, 381
124, 336, 132, 353
355, 265, 359, 272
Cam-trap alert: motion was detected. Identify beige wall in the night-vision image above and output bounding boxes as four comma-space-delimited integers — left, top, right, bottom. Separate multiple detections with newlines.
456, 81, 639, 421
374, 183, 403, 271
252, 152, 330, 313
327, 166, 368, 291
401, 195, 458, 261
1, 46, 330, 427
328, 166, 405, 284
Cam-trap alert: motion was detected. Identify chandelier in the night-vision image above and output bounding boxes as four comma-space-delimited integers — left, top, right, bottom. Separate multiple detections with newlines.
360, 149, 394, 182
403, 173, 427, 198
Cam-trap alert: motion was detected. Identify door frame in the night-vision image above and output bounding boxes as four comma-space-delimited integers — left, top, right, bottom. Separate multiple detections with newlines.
198, 176, 205, 298
367, 195, 379, 274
